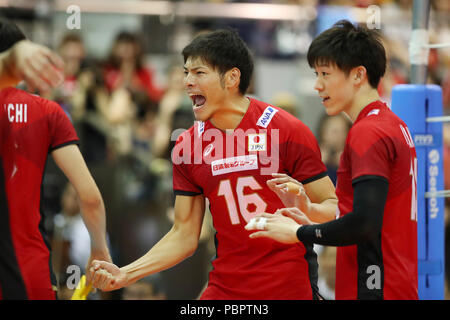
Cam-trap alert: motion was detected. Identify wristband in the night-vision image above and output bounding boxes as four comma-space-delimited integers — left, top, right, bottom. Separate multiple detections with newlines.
296, 225, 305, 241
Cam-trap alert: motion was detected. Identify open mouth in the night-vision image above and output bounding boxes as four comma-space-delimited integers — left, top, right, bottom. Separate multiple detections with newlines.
190, 94, 206, 110
321, 97, 330, 103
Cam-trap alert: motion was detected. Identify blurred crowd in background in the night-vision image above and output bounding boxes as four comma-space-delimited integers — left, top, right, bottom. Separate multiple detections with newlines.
2, 0, 449, 300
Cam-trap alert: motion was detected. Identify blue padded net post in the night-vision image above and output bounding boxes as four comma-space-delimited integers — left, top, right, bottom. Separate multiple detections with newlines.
391, 84, 445, 300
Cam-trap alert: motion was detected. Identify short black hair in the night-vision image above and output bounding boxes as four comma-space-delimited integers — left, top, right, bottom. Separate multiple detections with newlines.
0, 19, 26, 53
182, 29, 253, 95
307, 20, 386, 88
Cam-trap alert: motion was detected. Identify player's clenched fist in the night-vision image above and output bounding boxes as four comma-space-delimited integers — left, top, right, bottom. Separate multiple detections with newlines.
88, 260, 127, 291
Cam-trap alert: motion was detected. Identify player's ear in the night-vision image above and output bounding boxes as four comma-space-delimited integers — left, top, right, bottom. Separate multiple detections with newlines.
351, 66, 367, 86
225, 67, 241, 90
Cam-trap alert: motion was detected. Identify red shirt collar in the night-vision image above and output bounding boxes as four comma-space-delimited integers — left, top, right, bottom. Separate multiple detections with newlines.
354, 100, 388, 124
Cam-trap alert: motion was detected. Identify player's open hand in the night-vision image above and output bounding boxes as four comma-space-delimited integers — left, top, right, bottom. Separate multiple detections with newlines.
245, 212, 301, 244
277, 207, 314, 226
11, 40, 64, 93
267, 174, 312, 214
88, 260, 127, 291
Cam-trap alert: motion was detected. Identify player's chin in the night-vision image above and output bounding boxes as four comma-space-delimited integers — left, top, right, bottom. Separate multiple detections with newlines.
324, 105, 341, 116
193, 105, 209, 121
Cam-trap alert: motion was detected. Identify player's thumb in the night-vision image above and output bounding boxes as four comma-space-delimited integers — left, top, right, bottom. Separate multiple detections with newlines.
91, 259, 102, 270
91, 260, 111, 273
266, 179, 277, 191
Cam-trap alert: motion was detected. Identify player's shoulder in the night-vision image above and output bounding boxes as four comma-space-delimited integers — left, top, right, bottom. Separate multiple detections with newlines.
250, 97, 307, 131
174, 122, 197, 144
0, 87, 60, 111
0, 86, 30, 101
352, 103, 402, 135
349, 103, 405, 149
349, 118, 383, 146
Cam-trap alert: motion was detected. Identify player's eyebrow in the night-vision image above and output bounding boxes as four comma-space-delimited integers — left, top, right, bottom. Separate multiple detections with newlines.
184, 65, 207, 71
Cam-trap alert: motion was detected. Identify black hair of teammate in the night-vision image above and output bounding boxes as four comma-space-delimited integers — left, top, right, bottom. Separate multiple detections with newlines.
0, 19, 26, 53
307, 19, 386, 89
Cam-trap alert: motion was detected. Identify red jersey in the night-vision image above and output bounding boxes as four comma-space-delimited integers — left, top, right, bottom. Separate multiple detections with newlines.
0, 105, 7, 151
172, 98, 327, 299
335, 101, 418, 300
0, 87, 79, 300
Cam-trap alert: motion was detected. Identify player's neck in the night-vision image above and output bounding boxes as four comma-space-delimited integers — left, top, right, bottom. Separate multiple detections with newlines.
210, 95, 250, 131
346, 86, 381, 123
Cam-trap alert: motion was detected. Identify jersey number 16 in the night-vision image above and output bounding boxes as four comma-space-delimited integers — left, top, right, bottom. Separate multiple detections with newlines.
218, 177, 268, 225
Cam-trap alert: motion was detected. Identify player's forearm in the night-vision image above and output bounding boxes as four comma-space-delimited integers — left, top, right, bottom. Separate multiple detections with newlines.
297, 179, 388, 246
120, 226, 198, 286
79, 193, 109, 251
51, 145, 109, 252
307, 198, 338, 223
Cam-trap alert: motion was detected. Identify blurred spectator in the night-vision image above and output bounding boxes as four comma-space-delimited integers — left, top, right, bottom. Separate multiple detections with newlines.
104, 87, 137, 155
104, 31, 164, 105
378, 36, 408, 102
394, 0, 412, 10
51, 183, 78, 282
152, 63, 194, 160
52, 182, 112, 273
317, 113, 351, 185
429, 33, 450, 112
432, 0, 450, 13
271, 91, 300, 118
315, 245, 336, 300
52, 33, 86, 119
48, 33, 110, 164
442, 68, 450, 113
52, 182, 112, 300
52, 183, 91, 276
100, 31, 168, 159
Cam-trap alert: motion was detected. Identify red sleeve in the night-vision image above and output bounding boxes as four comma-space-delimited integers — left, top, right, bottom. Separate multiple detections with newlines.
347, 122, 394, 182
282, 121, 327, 184
172, 130, 202, 195
45, 100, 79, 151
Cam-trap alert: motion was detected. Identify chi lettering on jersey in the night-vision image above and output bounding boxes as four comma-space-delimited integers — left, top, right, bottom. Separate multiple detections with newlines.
4, 103, 28, 123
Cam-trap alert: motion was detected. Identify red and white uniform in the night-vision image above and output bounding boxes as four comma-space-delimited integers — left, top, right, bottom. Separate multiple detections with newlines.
172, 97, 327, 299
0, 87, 79, 299
335, 100, 418, 299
